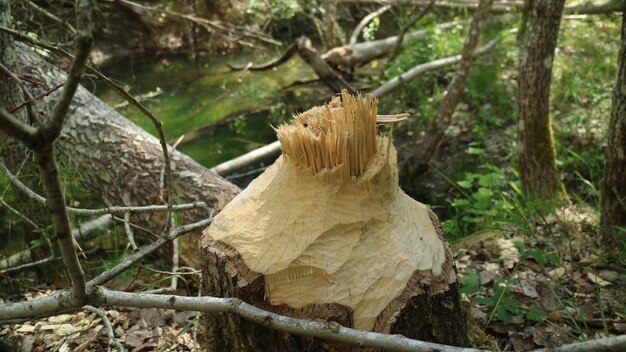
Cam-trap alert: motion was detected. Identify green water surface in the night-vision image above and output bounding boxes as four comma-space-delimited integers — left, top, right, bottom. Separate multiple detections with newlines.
95, 50, 321, 168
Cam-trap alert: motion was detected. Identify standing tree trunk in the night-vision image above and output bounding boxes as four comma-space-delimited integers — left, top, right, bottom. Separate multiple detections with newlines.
517, 0, 567, 203
601, 10, 626, 247
415, 0, 494, 171
321, 0, 339, 50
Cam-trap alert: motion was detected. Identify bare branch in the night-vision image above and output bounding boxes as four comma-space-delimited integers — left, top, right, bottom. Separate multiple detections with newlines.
0, 160, 207, 215
73, 214, 114, 241
0, 256, 59, 275
88, 216, 213, 287
1, 286, 624, 352
83, 306, 124, 352
91, 287, 481, 352
2, 0, 96, 305
0, 108, 38, 147
227, 44, 298, 71
370, 35, 501, 98
117, 0, 280, 46
123, 212, 139, 251
0, 24, 176, 235
36, 145, 87, 302
0, 61, 36, 103
210, 140, 282, 176
418, 0, 495, 167
533, 335, 626, 352
336, 0, 625, 15
25, 0, 76, 35
40, 21, 92, 144
349, 5, 392, 44
390, 0, 436, 60
9, 82, 65, 114
0, 25, 70, 55
0, 199, 56, 274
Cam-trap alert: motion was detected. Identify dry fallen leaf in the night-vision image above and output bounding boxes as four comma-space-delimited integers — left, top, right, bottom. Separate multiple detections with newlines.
510, 334, 535, 352
519, 279, 539, 298
548, 267, 566, 280
16, 325, 36, 333
587, 272, 612, 287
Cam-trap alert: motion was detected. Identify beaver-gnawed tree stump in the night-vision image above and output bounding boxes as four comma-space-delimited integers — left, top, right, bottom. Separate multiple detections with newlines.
199, 91, 468, 351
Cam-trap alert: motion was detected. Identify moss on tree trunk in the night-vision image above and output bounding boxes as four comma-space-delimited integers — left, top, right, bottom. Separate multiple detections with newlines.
601, 11, 626, 247
517, 0, 568, 203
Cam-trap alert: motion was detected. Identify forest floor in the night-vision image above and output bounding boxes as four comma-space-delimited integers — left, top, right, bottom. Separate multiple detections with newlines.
1, 206, 624, 352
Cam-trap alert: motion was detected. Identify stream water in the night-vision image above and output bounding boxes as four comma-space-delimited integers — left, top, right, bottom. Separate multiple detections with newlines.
95, 49, 328, 173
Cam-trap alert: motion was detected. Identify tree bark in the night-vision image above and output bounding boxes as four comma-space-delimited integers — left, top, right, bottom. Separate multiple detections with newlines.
0, 0, 30, 179
322, 0, 340, 50
200, 212, 467, 351
12, 44, 240, 270
414, 0, 494, 171
0, 0, 52, 266
517, 0, 567, 203
296, 36, 356, 94
601, 10, 626, 247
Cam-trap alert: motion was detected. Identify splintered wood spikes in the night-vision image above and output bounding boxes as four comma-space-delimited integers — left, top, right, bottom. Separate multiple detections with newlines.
205, 91, 449, 330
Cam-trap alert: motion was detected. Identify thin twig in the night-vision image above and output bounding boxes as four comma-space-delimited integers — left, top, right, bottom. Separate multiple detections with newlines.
116, 0, 280, 46
0, 256, 60, 275
0, 24, 176, 237
9, 82, 65, 114
123, 212, 139, 251
83, 306, 124, 352
25, 0, 77, 35
170, 234, 179, 291
0, 159, 207, 216
0, 109, 39, 148
389, 0, 436, 61
88, 216, 213, 287
349, 4, 392, 44
0, 62, 36, 103
34, 0, 94, 304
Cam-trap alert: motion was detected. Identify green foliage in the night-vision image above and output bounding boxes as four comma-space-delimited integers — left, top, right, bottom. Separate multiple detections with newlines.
465, 63, 514, 124
382, 15, 466, 119
475, 278, 523, 324
242, 0, 302, 21
440, 146, 515, 240
361, 16, 380, 41
459, 269, 481, 294
526, 304, 548, 322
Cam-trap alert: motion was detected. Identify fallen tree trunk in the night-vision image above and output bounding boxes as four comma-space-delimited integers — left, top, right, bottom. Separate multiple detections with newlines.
295, 36, 357, 94
13, 44, 240, 270
338, 0, 625, 15
229, 36, 356, 94
371, 36, 500, 98
230, 20, 467, 72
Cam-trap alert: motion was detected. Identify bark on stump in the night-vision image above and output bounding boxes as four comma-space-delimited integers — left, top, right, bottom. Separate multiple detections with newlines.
199, 93, 468, 351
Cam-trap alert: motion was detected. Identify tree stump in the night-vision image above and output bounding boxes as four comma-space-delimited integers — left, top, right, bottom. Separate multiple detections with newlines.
199, 92, 468, 351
